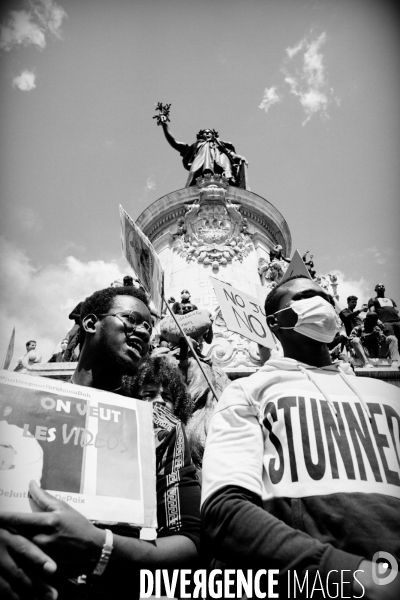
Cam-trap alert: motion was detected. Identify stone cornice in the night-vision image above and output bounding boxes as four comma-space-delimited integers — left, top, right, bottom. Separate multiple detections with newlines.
136, 186, 292, 255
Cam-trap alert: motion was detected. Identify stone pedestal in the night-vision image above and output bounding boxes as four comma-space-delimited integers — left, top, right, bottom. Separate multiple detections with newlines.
136, 175, 291, 376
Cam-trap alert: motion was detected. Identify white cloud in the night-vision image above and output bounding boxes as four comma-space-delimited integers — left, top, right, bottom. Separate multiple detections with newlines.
0, 1, 67, 56
286, 38, 305, 59
12, 70, 36, 91
319, 269, 371, 312
0, 10, 46, 50
15, 206, 42, 230
145, 176, 156, 191
29, 0, 67, 39
282, 32, 337, 125
365, 246, 393, 266
259, 31, 338, 125
258, 86, 281, 114
0, 236, 128, 369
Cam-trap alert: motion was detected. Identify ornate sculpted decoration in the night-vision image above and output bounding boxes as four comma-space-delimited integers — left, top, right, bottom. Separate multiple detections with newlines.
203, 309, 263, 369
258, 256, 289, 285
173, 178, 253, 271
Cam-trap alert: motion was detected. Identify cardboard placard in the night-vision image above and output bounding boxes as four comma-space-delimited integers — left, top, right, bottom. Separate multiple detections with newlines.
160, 309, 212, 343
120, 205, 163, 315
0, 371, 157, 527
210, 277, 276, 349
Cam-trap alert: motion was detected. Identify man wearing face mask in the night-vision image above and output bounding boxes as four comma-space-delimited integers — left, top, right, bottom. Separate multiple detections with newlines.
202, 275, 400, 599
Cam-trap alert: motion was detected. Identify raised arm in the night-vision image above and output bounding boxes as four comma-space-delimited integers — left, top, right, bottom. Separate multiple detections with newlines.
159, 116, 187, 154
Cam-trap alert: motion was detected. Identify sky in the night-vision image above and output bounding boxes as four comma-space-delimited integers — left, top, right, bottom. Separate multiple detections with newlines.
0, 0, 399, 366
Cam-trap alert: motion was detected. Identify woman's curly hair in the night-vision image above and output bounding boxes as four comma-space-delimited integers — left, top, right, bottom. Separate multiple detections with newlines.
127, 355, 194, 424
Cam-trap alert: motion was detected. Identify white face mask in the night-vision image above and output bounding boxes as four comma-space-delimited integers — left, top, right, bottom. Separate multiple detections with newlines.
274, 295, 341, 343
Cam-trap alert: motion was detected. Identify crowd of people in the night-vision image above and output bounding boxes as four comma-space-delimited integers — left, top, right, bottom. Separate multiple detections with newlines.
1, 275, 399, 599
331, 283, 400, 369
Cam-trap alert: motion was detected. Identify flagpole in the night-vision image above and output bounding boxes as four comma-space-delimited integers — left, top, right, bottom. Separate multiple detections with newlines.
162, 294, 219, 403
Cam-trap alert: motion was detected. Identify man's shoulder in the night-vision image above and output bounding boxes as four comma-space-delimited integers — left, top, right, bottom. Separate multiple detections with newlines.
216, 368, 284, 413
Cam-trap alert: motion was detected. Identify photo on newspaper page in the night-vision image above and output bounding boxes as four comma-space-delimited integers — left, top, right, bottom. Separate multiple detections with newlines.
0, 370, 157, 527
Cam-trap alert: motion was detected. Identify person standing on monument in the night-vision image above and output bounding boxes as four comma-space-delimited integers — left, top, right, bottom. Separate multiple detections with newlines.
0, 286, 200, 600
339, 295, 373, 368
368, 283, 400, 344
48, 338, 76, 363
158, 113, 248, 188
180, 289, 198, 315
20, 340, 42, 369
350, 311, 400, 368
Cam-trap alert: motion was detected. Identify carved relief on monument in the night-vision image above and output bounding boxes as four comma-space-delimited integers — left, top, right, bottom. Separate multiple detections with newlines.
173, 176, 253, 272
258, 257, 289, 284
203, 308, 263, 370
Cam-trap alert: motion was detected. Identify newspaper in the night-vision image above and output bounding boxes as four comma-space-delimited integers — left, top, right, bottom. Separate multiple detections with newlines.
0, 370, 157, 527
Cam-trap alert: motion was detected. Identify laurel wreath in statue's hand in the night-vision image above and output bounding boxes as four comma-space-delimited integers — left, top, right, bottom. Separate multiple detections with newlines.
153, 102, 171, 125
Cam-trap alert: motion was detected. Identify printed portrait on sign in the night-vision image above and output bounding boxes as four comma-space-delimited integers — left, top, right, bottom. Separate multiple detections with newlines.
0, 386, 141, 501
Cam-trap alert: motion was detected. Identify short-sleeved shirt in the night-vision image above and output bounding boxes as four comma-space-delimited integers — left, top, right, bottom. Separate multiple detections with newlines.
368, 297, 399, 323
339, 308, 362, 337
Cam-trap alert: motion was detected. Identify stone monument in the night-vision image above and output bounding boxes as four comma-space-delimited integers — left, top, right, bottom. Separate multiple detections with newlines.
137, 106, 292, 376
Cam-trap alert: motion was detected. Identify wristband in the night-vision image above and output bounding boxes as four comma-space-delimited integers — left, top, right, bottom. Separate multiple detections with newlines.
92, 528, 113, 578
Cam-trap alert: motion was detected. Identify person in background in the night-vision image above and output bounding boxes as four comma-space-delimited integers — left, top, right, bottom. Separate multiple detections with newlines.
123, 275, 134, 286
172, 301, 184, 315
180, 289, 198, 314
128, 354, 193, 425
339, 295, 368, 336
368, 283, 400, 344
350, 311, 400, 368
339, 295, 373, 368
48, 339, 76, 363
20, 340, 42, 369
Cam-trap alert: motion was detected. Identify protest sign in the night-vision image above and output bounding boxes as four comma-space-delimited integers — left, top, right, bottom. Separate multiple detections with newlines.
2, 327, 15, 370
160, 309, 212, 343
280, 249, 312, 284
120, 205, 163, 314
210, 277, 276, 349
0, 371, 157, 527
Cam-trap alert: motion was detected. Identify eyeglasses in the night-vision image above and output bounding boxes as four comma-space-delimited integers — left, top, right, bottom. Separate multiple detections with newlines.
97, 311, 152, 334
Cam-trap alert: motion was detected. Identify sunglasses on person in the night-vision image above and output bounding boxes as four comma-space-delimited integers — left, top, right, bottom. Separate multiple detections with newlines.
97, 311, 152, 334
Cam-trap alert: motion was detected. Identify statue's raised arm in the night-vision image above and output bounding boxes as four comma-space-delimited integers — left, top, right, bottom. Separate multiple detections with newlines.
154, 103, 249, 189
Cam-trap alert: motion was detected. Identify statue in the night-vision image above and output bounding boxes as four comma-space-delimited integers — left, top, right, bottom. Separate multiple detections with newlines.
258, 258, 286, 284
154, 103, 248, 188
173, 217, 187, 239
315, 275, 330, 291
328, 273, 339, 299
258, 244, 289, 285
